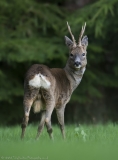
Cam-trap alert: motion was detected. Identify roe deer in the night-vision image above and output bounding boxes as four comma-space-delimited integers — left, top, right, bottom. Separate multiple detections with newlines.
21, 22, 88, 139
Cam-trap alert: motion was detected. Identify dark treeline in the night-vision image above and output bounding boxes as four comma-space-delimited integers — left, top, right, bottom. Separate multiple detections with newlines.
0, 0, 118, 125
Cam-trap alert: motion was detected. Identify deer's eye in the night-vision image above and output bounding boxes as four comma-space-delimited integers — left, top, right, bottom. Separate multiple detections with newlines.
82, 53, 85, 56
70, 53, 73, 57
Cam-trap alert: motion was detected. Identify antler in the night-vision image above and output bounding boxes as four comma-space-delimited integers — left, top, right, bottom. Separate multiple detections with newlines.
67, 22, 76, 47
78, 22, 86, 47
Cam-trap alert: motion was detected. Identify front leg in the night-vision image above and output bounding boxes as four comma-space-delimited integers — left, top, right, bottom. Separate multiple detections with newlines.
56, 107, 65, 139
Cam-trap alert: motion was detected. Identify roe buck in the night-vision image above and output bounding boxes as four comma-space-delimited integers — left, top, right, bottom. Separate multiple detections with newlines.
21, 22, 88, 139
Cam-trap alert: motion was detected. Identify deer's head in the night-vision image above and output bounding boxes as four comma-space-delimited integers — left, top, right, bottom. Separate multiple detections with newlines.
65, 22, 88, 70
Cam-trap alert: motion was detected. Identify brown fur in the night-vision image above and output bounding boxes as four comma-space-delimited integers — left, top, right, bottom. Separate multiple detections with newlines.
21, 22, 88, 139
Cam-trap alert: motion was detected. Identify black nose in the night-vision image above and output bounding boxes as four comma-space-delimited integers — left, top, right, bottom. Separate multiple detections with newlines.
74, 61, 81, 66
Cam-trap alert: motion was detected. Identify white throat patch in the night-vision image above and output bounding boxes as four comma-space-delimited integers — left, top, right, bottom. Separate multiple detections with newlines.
29, 73, 51, 89
82, 67, 86, 74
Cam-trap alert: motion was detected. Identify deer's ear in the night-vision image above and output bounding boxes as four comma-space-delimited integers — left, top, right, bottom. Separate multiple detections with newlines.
81, 35, 88, 49
65, 36, 73, 49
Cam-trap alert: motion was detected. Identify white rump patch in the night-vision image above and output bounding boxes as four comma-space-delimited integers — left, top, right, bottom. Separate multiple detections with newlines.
29, 73, 51, 89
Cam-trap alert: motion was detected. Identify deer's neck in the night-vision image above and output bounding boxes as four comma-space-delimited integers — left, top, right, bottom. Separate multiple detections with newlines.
64, 63, 86, 92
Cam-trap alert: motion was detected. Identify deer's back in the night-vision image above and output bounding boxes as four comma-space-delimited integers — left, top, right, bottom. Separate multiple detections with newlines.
25, 64, 70, 89
24, 64, 71, 107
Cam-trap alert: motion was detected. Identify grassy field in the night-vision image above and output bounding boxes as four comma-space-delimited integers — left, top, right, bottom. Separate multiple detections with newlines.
0, 124, 118, 160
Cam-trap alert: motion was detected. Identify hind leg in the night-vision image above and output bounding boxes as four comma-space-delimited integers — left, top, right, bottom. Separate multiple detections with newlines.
21, 88, 39, 139
45, 107, 54, 139
45, 119, 53, 139
36, 111, 46, 139
21, 99, 33, 139
41, 90, 55, 139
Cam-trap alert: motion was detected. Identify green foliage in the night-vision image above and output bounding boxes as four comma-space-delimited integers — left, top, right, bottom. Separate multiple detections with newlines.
68, 0, 118, 103
0, 0, 118, 124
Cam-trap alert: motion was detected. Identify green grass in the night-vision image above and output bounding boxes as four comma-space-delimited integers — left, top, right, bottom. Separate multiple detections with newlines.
0, 124, 118, 160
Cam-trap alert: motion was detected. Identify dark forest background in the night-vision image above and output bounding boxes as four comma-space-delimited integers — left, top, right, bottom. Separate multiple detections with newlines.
0, 0, 118, 125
